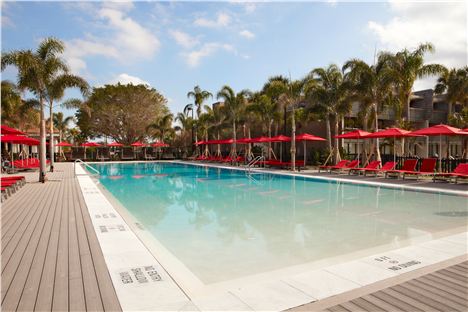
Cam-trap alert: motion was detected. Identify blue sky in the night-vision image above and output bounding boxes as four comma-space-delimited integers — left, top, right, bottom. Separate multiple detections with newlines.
2, 1, 466, 120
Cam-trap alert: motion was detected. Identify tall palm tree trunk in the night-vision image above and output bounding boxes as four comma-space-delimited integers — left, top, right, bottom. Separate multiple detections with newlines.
333, 117, 341, 163
268, 122, 272, 159
291, 107, 296, 171
39, 99, 47, 183
373, 104, 381, 162
49, 101, 55, 172
232, 120, 237, 157
325, 115, 332, 153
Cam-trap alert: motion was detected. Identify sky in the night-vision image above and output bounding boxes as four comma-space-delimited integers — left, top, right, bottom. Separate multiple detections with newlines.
1, 1, 467, 121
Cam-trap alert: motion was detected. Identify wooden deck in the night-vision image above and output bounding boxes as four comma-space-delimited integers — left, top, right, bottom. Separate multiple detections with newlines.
1, 163, 121, 312
323, 261, 468, 312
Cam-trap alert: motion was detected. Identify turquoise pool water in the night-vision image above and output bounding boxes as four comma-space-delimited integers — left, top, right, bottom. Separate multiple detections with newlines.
90, 162, 467, 284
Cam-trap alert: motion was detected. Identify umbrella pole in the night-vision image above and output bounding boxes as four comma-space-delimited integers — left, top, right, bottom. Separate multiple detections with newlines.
439, 135, 442, 172
393, 136, 396, 165
303, 141, 306, 167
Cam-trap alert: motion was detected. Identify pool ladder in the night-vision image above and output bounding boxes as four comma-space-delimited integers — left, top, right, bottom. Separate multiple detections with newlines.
74, 159, 100, 176
245, 156, 264, 174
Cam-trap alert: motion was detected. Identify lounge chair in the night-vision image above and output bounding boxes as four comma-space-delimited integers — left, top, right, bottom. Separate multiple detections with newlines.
121, 147, 135, 160
1, 175, 26, 200
385, 159, 418, 179
318, 160, 349, 173
363, 161, 397, 176
330, 160, 359, 173
349, 161, 381, 175
143, 147, 156, 160
70, 147, 85, 161
402, 158, 437, 180
97, 147, 111, 161
11, 158, 50, 170
433, 163, 468, 184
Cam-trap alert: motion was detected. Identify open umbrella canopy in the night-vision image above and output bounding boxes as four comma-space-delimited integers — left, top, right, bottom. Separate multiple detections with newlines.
410, 124, 468, 136
195, 140, 206, 145
365, 128, 416, 138
82, 142, 101, 147
0, 134, 39, 145
334, 129, 371, 139
269, 135, 291, 142
131, 141, 146, 147
56, 141, 73, 147
250, 136, 271, 143
296, 133, 327, 141
107, 142, 124, 147
1, 125, 25, 135
152, 142, 169, 147
236, 138, 254, 144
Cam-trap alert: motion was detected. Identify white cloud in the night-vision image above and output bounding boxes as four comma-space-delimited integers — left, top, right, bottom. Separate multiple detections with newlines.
63, 3, 160, 74
169, 30, 198, 49
194, 12, 231, 28
239, 29, 255, 39
184, 43, 235, 67
110, 73, 150, 86
368, 1, 467, 89
229, 1, 257, 14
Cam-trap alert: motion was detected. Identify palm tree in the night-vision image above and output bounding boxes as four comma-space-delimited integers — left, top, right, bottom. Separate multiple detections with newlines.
46, 69, 88, 171
147, 113, 174, 142
382, 43, 444, 124
187, 86, 212, 119
216, 85, 249, 157
52, 112, 74, 157
246, 92, 278, 158
1, 80, 40, 129
307, 64, 352, 163
434, 66, 468, 117
343, 56, 395, 162
1, 37, 88, 181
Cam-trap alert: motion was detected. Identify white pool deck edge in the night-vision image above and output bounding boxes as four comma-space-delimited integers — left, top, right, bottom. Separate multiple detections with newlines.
75, 162, 468, 312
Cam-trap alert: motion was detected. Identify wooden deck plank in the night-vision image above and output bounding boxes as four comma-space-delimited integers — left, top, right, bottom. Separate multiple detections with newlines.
15, 175, 64, 312
349, 298, 386, 312
430, 271, 468, 288
407, 279, 467, 306
1, 183, 43, 232
417, 275, 467, 296
52, 175, 69, 312
1, 163, 121, 312
379, 288, 436, 311
69, 173, 87, 312
1, 177, 61, 309
360, 293, 402, 311
395, 283, 464, 311
372, 289, 424, 311
33, 179, 65, 312
1, 182, 50, 255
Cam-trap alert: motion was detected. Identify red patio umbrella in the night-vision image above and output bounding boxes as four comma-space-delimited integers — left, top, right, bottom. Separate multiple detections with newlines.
0, 134, 40, 145
56, 141, 73, 147
334, 130, 371, 163
366, 128, 417, 164
82, 142, 101, 147
152, 142, 169, 147
131, 141, 146, 147
195, 140, 206, 145
107, 142, 123, 147
410, 124, 468, 171
1, 125, 25, 135
235, 138, 254, 144
295, 133, 326, 166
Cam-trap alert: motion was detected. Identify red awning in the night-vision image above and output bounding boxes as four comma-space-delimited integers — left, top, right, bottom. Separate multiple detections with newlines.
410, 124, 468, 136
334, 130, 371, 139
0, 134, 40, 145
56, 141, 73, 147
82, 142, 101, 147
1, 125, 25, 135
295, 133, 327, 141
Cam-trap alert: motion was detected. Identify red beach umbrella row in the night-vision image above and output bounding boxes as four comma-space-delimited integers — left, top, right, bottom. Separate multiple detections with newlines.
1, 125, 26, 135
0, 134, 40, 145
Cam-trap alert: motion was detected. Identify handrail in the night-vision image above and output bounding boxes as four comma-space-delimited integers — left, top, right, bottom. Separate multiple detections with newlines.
246, 156, 264, 173
74, 159, 100, 176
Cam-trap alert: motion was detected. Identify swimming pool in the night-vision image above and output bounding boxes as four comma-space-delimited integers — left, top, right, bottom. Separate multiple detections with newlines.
90, 162, 467, 285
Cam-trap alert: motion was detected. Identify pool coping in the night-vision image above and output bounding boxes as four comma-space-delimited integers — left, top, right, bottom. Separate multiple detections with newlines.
75, 161, 468, 311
